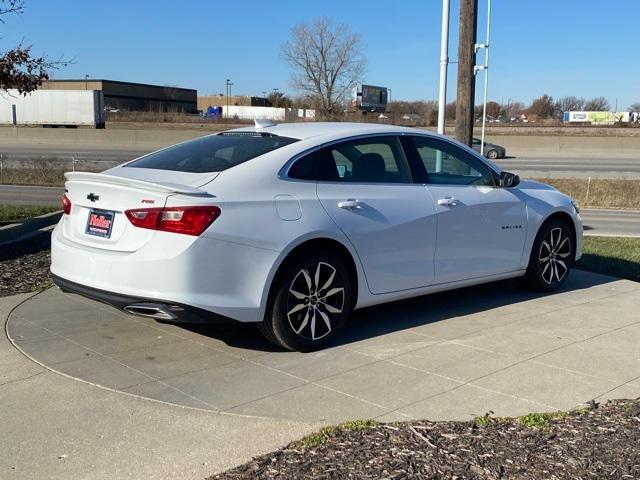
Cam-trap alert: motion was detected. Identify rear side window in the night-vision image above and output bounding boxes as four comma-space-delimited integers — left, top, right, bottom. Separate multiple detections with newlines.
288, 151, 318, 180
316, 136, 411, 183
126, 133, 298, 173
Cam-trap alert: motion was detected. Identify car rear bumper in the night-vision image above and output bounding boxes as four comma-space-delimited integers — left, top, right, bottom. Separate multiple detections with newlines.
52, 274, 236, 324
50, 221, 281, 323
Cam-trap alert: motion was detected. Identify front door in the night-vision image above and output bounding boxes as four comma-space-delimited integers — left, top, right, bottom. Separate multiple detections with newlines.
315, 135, 437, 294
406, 136, 527, 284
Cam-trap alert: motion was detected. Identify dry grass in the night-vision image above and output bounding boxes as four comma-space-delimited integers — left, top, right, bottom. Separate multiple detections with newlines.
0, 167, 67, 185
535, 178, 640, 209
0, 204, 60, 223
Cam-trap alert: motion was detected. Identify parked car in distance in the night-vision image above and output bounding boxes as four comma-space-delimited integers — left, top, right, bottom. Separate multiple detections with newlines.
51, 122, 581, 352
472, 137, 506, 159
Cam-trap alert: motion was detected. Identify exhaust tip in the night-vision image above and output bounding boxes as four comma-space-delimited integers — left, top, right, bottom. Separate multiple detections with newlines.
124, 303, 181, 321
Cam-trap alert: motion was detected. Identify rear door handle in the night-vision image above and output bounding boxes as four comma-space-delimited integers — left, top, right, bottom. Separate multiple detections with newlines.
437, 197, 458, 206
338, 199, 363, 210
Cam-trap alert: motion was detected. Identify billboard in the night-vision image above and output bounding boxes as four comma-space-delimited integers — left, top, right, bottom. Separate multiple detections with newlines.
352, 84, 388, 112
563, 111, 630, 124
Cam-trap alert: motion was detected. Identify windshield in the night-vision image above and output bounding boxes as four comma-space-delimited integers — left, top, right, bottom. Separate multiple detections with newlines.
125, 133, 299, 173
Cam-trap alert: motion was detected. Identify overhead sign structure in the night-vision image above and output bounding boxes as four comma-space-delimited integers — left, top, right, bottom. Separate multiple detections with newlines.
352, 84, 388, 113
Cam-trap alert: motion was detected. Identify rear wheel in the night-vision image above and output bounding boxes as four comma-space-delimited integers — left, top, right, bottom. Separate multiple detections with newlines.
259, 250, 352, 352
522, 219, 574, 292
486, 149, 499, 159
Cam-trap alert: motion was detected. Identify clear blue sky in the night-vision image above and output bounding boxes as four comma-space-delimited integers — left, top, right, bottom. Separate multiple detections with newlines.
3, 0, 638, 109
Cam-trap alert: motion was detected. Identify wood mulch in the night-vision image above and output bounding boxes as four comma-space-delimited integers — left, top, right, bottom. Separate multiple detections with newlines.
212, 399, 640, 479
0, 234, 52, 297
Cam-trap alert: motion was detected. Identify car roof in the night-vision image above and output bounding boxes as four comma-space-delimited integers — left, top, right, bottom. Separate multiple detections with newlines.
229, 122, 437, 143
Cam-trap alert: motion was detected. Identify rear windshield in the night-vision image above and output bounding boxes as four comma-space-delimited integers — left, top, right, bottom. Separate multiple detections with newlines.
125, 133, 299, 173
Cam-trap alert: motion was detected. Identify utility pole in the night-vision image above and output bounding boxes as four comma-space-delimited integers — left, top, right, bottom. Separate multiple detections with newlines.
455, 0, 479, 146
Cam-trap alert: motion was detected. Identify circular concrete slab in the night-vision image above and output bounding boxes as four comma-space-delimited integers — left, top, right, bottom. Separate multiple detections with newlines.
8, 271, 640, 423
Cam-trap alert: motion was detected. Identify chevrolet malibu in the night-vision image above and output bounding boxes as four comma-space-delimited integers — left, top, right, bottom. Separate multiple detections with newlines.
51, 122, 582, 351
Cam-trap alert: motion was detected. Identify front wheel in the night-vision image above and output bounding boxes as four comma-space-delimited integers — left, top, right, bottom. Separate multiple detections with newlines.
259, 251, 352, 351
522, 219, 574, 292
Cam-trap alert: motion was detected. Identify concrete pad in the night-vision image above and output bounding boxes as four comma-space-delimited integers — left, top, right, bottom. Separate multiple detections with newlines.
316, 360, 461, 410
3, 269, 640, 478
389, 384, 553, 421
470, 360, 622, 410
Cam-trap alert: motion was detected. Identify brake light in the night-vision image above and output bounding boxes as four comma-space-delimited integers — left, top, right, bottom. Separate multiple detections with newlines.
61, 194, 72, 215
125, 206, 221, 236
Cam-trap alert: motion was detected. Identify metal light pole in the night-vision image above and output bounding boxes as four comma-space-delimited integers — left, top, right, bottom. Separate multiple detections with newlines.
225, 79, 233, 121
437, 0, 450, 135
85, 74, 89, 90
477, 0, 492, 156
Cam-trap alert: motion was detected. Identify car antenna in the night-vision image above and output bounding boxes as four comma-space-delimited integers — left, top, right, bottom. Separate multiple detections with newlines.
254, 118, 277, 128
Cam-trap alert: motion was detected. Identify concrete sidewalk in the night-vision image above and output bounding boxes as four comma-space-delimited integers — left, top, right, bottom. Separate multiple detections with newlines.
3, 270, 640, 479
0, 294, 322, 480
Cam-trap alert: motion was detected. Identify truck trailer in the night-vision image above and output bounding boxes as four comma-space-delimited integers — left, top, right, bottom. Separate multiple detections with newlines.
0, 89, 105, 128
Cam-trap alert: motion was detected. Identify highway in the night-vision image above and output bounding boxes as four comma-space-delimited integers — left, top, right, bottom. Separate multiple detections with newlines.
2, 145, 640, 179
1, 184, 637, 237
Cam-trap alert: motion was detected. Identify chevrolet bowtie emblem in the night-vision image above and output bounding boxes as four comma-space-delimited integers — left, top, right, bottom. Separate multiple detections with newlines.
87, 193, 100, 202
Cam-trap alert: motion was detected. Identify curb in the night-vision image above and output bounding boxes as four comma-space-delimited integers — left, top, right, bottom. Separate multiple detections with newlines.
0, 210, 62, 245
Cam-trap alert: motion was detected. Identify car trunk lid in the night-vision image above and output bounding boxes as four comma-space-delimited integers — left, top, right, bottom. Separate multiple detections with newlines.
62, 172, 213, 252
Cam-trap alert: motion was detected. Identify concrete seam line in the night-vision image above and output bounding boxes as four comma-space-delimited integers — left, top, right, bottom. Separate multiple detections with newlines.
4, 291, 321, 424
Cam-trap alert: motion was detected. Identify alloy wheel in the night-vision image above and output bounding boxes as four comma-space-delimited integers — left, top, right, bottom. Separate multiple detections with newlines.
539, 227, 571, 285
287, 262, 345, 341
487, 149, 498, 159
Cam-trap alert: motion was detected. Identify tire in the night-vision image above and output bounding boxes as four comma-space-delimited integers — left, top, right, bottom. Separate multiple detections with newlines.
260, 250, 352, 352
522, 218, 574, 292
486, 149, 499, 159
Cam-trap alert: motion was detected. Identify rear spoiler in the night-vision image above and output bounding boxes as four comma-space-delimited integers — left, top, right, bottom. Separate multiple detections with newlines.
64, 172, 211, 197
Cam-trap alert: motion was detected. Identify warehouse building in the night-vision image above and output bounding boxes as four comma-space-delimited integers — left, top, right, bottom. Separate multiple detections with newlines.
41, 79, 197, 113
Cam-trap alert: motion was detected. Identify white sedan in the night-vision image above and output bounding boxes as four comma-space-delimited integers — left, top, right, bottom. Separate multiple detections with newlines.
51, 122, 582, 351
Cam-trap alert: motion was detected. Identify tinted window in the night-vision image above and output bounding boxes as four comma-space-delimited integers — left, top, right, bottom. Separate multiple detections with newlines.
288, 151, 317, 180
317, 137, 411, 183
411, 137, 494, 186
126, 133, 298, 173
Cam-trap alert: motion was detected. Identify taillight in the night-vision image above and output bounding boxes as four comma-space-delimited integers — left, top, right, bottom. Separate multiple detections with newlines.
125, 206, 221, 236
61, 194, 72, 215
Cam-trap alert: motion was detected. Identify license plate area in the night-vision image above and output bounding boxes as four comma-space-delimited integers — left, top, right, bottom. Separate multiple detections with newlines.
85, 209, 115, 238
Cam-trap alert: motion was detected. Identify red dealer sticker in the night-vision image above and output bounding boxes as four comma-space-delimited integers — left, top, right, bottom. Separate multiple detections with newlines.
85, 209, 115, 238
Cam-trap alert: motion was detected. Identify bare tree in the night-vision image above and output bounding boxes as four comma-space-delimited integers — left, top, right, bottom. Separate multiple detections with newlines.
281, 17, 366, 119
528, 94, 556, 119
1, 0, 69, 94
584, 96, 610, 111
629, 103, 640, 112
555, 96, 585, 115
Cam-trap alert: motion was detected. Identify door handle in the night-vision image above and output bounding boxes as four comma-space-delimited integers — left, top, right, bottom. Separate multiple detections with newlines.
437, 197, 458, 206
338, 199, 363, 210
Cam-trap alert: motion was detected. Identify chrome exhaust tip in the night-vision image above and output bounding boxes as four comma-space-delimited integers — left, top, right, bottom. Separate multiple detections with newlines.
123, 303, 181, 321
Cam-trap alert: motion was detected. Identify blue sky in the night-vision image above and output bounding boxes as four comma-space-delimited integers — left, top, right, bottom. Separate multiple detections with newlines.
2, 0, 638, 109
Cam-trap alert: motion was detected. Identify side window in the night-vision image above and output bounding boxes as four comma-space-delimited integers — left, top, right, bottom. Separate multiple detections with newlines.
317, 136, 411, 183
288, 151, 317, 180
411, 137, 495, 186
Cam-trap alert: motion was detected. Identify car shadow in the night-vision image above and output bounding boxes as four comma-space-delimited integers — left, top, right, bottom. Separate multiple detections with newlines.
174, 271, 618, 353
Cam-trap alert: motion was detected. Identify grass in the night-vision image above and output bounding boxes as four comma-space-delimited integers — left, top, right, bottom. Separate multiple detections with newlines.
298, 419, 379, 448
536, 178, 640, 210
578, 236, 640, 282
0, 204, 60, 223
30, 279, 54, 293
475, 410, 580, 430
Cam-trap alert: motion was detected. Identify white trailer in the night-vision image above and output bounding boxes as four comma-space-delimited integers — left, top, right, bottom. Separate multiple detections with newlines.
0, 89, 105, 128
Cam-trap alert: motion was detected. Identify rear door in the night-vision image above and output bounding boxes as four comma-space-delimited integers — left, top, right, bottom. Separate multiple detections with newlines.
406, 136, 527, 283
315, 135, 437, 294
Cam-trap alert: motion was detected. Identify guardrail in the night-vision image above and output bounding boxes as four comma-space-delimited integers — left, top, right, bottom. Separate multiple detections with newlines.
0, 210, 62, 245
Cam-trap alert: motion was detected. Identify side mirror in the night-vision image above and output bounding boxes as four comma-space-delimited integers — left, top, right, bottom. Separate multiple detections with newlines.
499, 171, 520, 188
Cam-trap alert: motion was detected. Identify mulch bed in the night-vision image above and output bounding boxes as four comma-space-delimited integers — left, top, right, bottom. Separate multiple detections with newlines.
212, 399, 640, 480
0, 234, 52, 297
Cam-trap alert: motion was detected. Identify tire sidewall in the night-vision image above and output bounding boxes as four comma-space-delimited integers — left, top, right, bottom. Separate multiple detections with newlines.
270, 251, 352, 352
